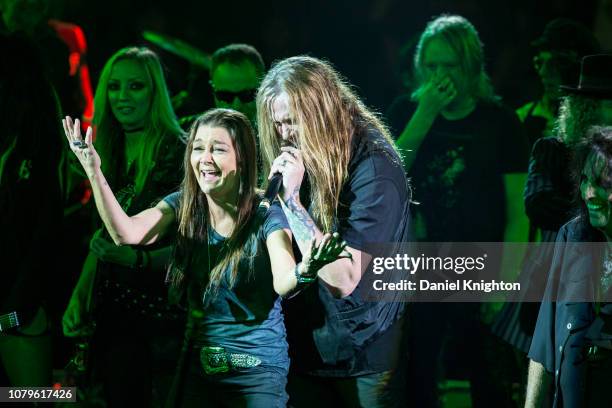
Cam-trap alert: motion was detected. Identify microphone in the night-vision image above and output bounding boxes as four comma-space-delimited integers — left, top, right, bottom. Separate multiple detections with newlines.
259, 173, 283, 211
258, 140, 296, 212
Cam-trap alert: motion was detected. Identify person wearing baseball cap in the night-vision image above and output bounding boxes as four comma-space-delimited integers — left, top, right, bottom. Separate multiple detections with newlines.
517, 18, 600, 149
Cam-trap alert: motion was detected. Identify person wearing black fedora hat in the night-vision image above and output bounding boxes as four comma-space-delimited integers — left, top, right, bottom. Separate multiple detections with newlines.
557, 54, 612, 146
493, 23, 600, 358
388, 14, 530, 408
560, 53, 612, 98
525, 126, 612, 408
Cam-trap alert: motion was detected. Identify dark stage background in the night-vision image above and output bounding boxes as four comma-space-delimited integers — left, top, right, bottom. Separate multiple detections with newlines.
4, 0, 612, 405
56, 0, 610, 120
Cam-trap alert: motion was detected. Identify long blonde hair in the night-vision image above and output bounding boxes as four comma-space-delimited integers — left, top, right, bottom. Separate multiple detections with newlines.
93, 47, 184, 194
171, 109, 258, 301
257, 56, 397, 231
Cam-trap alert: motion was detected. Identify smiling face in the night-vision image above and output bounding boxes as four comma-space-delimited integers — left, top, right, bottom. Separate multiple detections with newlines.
107, 59, 153, 131
581, 152, 612, 236
190, 125, 239, 202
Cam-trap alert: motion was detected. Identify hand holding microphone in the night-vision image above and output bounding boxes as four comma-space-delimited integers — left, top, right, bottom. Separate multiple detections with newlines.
267, 144, 305, 204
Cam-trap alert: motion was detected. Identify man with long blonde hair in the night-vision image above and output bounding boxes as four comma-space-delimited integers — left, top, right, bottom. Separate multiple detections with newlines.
257, 55, 410, 407
387, 14, 529, 407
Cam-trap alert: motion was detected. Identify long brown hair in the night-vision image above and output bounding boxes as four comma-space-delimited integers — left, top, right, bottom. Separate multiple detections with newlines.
93, 47, 184, 194
257, 56, 397, 231
170, 109, 258, 301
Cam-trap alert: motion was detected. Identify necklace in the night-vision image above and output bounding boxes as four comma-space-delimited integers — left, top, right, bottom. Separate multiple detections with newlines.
124, 127, 145, 168
123, 126, 145, 133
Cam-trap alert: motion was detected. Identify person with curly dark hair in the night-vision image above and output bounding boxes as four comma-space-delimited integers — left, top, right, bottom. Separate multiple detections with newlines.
527, 125, 612, 408
494, 55, 612, 362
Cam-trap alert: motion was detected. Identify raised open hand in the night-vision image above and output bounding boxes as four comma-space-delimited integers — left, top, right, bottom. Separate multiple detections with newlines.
62, 116, 100, 177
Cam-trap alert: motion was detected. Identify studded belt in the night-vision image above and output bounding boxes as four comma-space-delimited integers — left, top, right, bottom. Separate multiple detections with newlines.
199, 346, 262, 374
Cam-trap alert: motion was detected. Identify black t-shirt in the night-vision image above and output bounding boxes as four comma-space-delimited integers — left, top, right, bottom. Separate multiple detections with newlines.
285, 124, 411, 376
164, 192, 290, 370
387, 95, 528, 242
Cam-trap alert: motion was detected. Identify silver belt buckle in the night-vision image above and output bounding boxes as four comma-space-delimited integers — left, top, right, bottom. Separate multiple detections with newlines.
200, 346, 230, 374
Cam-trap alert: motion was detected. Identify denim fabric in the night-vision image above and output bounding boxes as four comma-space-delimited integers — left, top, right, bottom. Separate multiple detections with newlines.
180, 355, 288, 408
